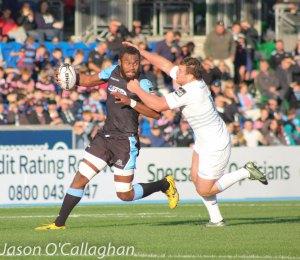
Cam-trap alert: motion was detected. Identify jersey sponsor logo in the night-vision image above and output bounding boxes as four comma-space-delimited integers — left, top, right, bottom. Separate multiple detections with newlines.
175, 87, 186, 97
108, 85, 127, 96
110, 77, 120, 82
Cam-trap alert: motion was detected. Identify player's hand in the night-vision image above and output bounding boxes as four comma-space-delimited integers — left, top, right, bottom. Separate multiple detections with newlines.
127, 79, 140, 93
122, 41, 139, 50
112, 91, 131, 106
54, 68, 61, 85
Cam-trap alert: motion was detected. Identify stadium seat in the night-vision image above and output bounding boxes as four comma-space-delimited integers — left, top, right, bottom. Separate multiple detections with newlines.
0, 42, 22, 68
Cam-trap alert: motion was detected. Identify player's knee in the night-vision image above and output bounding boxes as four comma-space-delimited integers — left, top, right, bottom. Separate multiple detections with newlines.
116, 191, 134, 201
114, 181, 133, 201
196, 185, 212, 197
190, 170, 198, 184
70, 172, 89, 189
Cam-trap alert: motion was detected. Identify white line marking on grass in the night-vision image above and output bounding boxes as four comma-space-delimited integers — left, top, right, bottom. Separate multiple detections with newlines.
0, 212, 176, 219
1, 203, 299, 210
133, 254, 300, 259
0, 210, 299, 220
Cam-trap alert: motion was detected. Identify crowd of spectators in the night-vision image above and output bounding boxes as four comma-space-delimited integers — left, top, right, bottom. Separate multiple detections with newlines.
0, 2, 299, 149
0, 1, 63, 44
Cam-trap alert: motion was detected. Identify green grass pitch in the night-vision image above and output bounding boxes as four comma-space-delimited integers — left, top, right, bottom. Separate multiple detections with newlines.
0, 201, 299, 259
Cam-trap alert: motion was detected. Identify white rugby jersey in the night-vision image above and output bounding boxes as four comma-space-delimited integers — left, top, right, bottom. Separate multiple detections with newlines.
165, 66, 230, 151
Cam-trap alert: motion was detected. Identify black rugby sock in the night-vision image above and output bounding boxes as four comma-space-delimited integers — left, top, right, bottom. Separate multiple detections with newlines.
55, 188, 83, 226
139, 178, 170, 198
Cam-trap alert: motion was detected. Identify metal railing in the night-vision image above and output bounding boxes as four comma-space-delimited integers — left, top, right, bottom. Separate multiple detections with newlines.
74, 0, 194, 40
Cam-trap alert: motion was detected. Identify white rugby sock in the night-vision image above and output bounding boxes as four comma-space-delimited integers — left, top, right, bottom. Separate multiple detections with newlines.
201, 195, 223, 223
216, 168, 249, 191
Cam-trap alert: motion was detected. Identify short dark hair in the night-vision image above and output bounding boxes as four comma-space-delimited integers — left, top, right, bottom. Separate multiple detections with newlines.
259, 59, 268, 63
53, 48, 62, 53
119, 46, 141, 60
75, 49, 84, 55
174, 31, 181, 37
180, 57, 202, 80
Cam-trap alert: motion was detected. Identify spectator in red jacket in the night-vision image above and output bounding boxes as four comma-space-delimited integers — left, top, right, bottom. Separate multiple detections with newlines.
0, 8, 27, 43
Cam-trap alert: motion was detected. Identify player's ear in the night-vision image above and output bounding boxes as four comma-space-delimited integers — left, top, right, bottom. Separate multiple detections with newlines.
118, 59, 121, 66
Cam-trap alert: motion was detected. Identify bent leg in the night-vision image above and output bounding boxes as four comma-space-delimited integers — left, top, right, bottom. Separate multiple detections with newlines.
195, 177, 219, 196
114, 168, 170, 202
195, 143, 243, 196
194, 169, 249, 224
195, 167, 249, 196
114, 169, 135, 201
111, 135, 170, 202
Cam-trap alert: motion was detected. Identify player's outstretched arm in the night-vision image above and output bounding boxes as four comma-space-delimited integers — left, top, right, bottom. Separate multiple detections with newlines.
123, 42, 174, 75
56, 64, 116, 88
78, 64, 118, 87
127, 80, 170, 112
112, 92, 160, 119
77, 73, 105, 87
55, 69, 105, 88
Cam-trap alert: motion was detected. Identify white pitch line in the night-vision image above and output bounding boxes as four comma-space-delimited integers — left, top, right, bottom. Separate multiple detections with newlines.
1, 203, 299, 210
133, 254, 300, 259
0, 212, 177, 219
0, 209, 299, 220
0, 203, 299, 210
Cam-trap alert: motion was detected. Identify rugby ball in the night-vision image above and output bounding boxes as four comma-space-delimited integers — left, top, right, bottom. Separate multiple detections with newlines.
58, 63, 77, 90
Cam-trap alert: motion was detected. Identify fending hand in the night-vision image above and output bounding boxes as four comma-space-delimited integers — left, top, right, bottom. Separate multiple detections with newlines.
54, 68, 61, 85
111, 91, 131, 106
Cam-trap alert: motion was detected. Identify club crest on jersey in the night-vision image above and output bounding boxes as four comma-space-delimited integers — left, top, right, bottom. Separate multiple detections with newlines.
175, 87, 186, 97
115, 159, 124, 167
108, 85, 127, 95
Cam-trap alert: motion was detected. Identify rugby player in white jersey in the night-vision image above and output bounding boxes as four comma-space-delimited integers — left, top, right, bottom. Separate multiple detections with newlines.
115, 42, 268, 227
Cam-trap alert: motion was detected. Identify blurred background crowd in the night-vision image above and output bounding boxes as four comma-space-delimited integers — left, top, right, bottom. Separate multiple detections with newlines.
0, 0, 299, 148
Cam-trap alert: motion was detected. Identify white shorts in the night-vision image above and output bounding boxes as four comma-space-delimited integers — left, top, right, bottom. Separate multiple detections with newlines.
195, 142, 231, 180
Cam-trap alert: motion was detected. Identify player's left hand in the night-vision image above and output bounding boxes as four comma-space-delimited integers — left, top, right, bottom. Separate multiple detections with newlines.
54, 68, 62, 85
112, 91, 130, 106
127, 79, 140, 93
